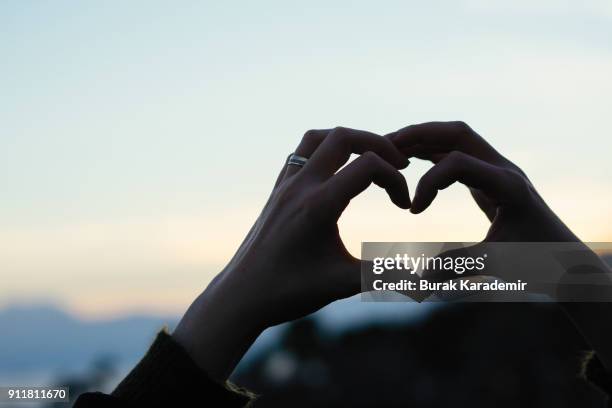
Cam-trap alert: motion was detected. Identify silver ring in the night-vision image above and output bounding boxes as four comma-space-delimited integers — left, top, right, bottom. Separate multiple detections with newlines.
287, 153, 308, 167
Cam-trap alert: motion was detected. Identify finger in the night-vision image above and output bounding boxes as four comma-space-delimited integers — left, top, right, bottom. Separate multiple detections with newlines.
273, 154, 291, 188
399, 149, 499, 221
411, 151, 523, 214
400, 145, 450, 164
399, 145, 449, 163
283, 129, 332, 179
324, 151, 411, 216
304, 127, 408, 179
386, 121, 501, 164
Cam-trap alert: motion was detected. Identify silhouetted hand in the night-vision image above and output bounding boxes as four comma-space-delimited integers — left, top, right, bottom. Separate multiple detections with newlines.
387, 121, 578, 243
173, 127, 410, 381
388, 121, 612, 370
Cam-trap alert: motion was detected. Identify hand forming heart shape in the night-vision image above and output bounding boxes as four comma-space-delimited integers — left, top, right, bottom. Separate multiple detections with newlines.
385, 122, 585, 294
173, 121, 590, 381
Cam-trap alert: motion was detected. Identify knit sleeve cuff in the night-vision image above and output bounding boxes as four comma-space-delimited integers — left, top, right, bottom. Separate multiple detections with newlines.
111, 329, 255, 407
581, 351, 612, 397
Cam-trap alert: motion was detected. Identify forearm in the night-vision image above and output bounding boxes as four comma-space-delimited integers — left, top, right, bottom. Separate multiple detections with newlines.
172, 271, 265, 382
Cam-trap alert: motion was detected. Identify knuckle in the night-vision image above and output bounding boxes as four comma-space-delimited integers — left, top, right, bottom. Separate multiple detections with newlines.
330, 126, 348, 140
445, 150, 466, 164
451, 121, 472, 134
361, 150, 380, 164
503, 168, 530, 194
302, 129, 321, 144
511, 163, 528, 178
443, 151, 470, 175
302, 129, 317, 142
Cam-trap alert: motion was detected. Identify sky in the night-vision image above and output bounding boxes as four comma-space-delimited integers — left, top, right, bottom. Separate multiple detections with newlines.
1, 0, 611, 318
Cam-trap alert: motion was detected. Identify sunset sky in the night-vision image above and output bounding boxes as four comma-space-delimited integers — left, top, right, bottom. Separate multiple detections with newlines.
1, 0, 611, 318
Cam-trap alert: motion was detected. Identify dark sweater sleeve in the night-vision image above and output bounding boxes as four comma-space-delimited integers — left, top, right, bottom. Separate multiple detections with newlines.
74, 330, 255, 407
582, 351, 612, 406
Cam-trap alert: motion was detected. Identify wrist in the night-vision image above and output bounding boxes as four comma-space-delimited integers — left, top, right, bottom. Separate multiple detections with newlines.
173, 277, 265, 382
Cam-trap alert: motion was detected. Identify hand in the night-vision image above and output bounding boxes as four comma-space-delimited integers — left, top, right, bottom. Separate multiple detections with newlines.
387, 121, 578, 243
388, 121, 612, 369
173, 127, 411, 381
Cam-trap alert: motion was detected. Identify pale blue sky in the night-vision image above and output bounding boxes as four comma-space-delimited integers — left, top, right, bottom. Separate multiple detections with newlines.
1, 1, 611, 317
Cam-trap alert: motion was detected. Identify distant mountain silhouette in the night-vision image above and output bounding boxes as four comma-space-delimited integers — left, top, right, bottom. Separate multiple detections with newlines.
0, 304, 177, 375
0, 298, 434, 379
